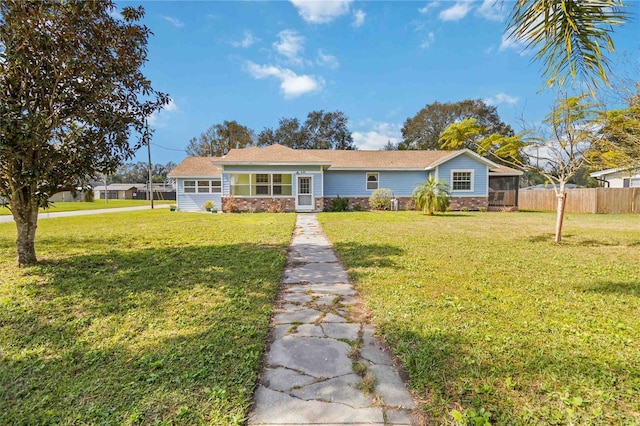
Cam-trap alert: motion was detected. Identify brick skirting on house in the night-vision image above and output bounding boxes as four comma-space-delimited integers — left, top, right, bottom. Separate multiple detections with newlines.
320, 196, 415, 211
449, 196, 489, 211
222, 197, 297, 212
224, 196, 498, 212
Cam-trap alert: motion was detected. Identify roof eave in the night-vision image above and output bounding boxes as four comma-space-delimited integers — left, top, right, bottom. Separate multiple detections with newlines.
328, 167, 427, 171
489, 171, 524, 176
214, 161, 331, 166
428, 149, 500, 169
167, 174, 221, 178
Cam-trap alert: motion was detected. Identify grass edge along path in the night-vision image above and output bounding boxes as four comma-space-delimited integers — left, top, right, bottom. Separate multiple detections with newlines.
0, 199, 172, 215
319, 211, 640, 425
0, 210, 295, 425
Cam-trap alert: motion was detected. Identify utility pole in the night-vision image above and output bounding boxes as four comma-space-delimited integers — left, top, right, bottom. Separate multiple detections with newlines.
146, 120, 154, 209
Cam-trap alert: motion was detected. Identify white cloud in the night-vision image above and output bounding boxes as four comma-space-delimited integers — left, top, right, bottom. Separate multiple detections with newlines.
420, 32, 435, 49
290, 0, 353, 24
316, 50, 339, 69
273, 29, 305, 63
245, 62, 323, 98
499, 33, 528, 55
108, 8, 123, 20
485, 92, 519, 106
477, 0, 506, 21
439, 2, 473, 21
352, 121, 402, 150
352, 9, 366, 27
418, 2, 440, 14
231, 30, 260, 48
162, 16, 184, 28
147, 99, 178, 128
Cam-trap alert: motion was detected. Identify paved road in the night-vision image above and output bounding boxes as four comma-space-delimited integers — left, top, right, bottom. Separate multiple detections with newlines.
249, 213, 418, 426
0, 204, 169, 223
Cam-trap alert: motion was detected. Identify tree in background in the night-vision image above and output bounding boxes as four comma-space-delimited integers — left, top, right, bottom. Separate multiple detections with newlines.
304, 110, 356, 150
186, 120, 254, 157
412, 176, 451, 215
258, 110, 356, 150
441, 94, 601, 243
382, 140, 398, 150
398, 99, 514, 151
258, 118, 308, 149
593, 89, 640, 169
506, 0, 629, 93
0, 1, 168, 265
110, 162, 177, 183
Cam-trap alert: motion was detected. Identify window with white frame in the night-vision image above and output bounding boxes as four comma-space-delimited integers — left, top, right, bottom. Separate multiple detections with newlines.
452, 170, 473, 191
183, 179, 221, 193
230, 173, 293, 196
197, 180, 210, 193
366, 172, 379, 190
184, 180, 196, 193
211, 179, 221, 193
254, 174, 270, 195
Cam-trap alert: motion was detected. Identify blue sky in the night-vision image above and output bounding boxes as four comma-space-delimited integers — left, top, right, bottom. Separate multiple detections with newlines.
118, 1, 640, 164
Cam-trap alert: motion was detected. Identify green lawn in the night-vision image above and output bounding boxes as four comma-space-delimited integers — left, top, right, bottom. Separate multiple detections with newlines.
0, 211, 295, 425
319, 211, 640, 425
0, 199, 172, 215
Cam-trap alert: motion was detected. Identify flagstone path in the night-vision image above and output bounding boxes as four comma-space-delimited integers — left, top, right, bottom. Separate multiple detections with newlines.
248, 213, 417, 426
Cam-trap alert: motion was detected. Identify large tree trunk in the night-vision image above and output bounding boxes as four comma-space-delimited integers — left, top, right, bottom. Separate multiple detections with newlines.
554, 192, 567, 243
12, 192, 39, 266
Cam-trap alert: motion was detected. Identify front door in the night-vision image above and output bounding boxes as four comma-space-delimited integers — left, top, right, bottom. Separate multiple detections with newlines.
296, 176, 313, 211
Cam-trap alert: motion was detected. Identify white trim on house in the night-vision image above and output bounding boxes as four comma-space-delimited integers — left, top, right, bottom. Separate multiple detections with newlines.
451, 169, 475, 192
590, 168, 640, 188
181, 179, 221, 194
228, 172, 294, 198
365, 172, 379, 191
427, 149, 499, 170
329, 167, 426, 171
215, 161, 330, 167
295, 175, 314, 211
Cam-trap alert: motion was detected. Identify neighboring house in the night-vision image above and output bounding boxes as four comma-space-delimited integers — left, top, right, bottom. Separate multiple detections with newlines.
93, 184, 142, 200
590, 168, 640, 188
48, 191, 83, 202
169, 144, 522, 212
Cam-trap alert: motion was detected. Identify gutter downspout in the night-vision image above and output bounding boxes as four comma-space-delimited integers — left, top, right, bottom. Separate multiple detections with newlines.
593, 177, 610, 187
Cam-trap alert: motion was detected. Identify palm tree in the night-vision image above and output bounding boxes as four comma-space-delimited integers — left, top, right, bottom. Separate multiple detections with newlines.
413, 176, 451, 216
506, 0, 629, 93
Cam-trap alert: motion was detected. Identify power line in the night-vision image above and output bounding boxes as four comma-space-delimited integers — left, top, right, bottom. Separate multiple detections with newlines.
150, 142, 185, 152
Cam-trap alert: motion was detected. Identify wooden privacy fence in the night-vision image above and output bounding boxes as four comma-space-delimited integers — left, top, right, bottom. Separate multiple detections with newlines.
519, 188, 640, 214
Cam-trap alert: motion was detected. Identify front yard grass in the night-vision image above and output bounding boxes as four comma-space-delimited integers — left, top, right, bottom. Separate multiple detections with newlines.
0, 199, 171, 215
0, 211, 295, 425
319, 211, 640, 425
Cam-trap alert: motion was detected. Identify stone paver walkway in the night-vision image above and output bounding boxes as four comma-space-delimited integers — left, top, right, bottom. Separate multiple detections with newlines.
249, 214, 417, 426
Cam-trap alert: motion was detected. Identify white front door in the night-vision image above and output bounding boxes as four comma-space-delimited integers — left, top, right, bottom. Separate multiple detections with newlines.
296, 176, 313, 211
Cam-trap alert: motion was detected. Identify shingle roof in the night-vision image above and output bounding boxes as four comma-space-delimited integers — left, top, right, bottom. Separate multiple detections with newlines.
489, 165, 524, 176
169, 145, 522, 176
309, 149, 456, 169
216, 144, 457, 169
167, 157, 222, 177
216, 144, 331, 164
